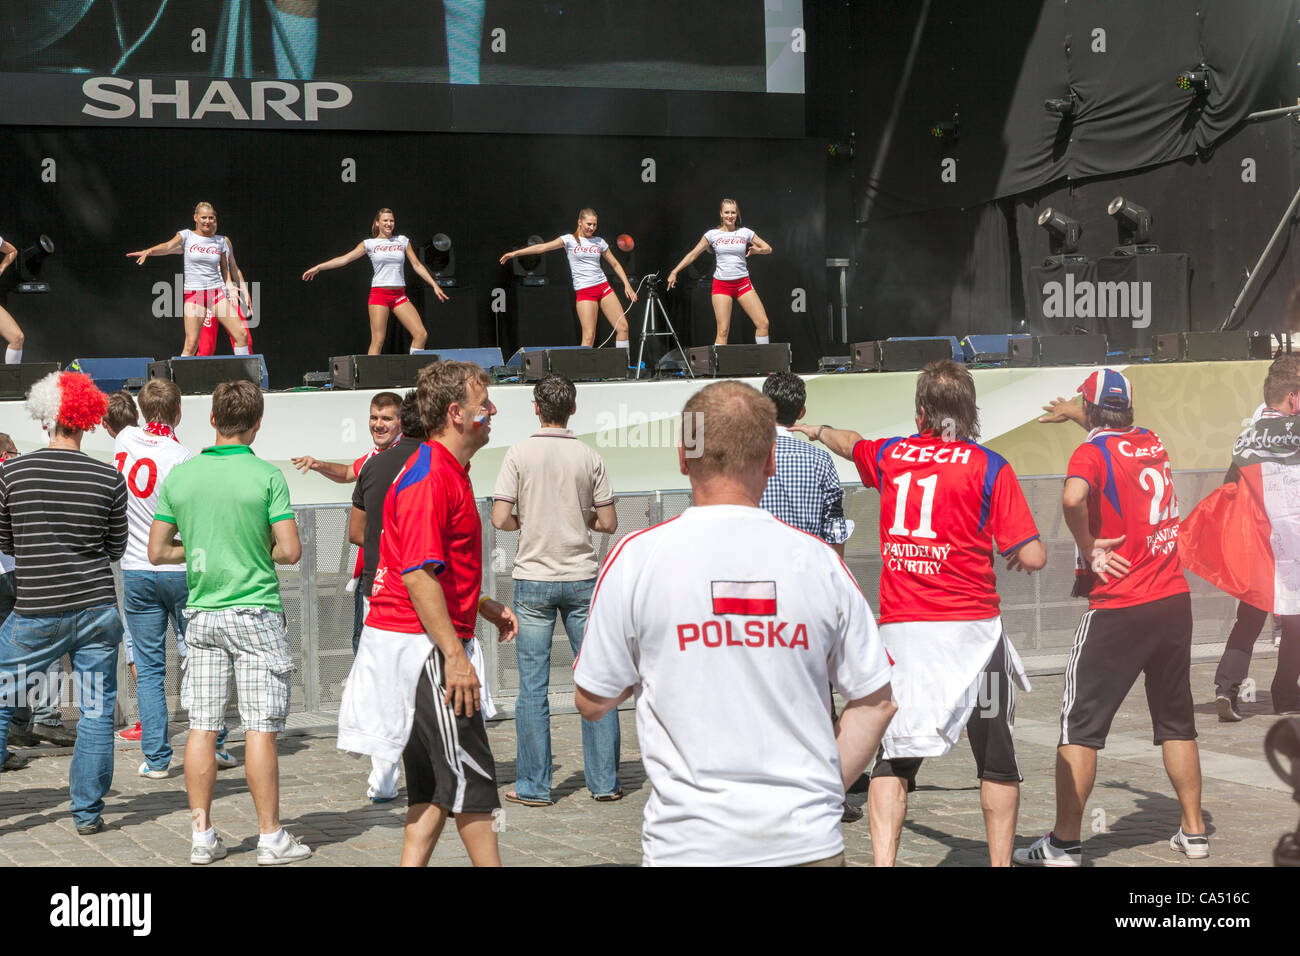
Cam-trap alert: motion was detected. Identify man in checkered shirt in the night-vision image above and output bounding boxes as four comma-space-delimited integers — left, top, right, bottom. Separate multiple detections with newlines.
759, 372, 852, 556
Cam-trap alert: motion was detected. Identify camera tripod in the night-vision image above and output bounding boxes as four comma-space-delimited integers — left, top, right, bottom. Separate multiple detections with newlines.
633, 274, 693, 381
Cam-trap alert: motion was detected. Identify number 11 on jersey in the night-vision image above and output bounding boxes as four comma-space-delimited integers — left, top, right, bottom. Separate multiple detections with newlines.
889, 473, 938, 539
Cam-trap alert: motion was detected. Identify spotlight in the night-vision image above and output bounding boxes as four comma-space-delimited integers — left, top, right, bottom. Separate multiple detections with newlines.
1107, 196, 1158, 255
420, 233, 456, 286
929, 113, 960, 140
1037, 208, 1085, 266
1044, 94, 1076, 117
512, 234, 548, 287
1177, 67, 1210, 94
12, 234, 54, 294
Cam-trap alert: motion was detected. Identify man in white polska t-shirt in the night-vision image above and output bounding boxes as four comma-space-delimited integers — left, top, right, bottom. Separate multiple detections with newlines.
573, 381, 897, 866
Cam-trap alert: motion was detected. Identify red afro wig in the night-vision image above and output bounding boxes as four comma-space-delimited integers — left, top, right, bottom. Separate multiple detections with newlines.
25, 371, 108, 433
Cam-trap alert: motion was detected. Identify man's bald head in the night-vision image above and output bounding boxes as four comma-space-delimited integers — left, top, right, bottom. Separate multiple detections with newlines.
681, 380, 777, 482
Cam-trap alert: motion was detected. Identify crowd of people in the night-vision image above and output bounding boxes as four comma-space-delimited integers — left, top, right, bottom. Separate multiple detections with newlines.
0, 352, 1293, 867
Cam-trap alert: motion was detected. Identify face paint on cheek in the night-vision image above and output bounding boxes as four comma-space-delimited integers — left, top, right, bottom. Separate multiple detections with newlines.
471, 409, 489, 428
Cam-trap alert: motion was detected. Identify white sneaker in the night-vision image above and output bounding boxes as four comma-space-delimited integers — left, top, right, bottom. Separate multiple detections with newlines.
190, 835, 228, 865
138, 761, 169, 780
214, 749, 239, 769
1170, 828, 1209, 860
1012, 832, 1081, 867
256, 831, 312, 865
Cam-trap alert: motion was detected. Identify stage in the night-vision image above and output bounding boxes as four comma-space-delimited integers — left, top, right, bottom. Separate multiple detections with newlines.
0, 359, 1267, 502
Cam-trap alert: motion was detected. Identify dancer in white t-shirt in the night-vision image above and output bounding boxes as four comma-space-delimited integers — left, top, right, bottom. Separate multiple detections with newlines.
667, 198, 773, 345
126, 202, 253, 357
499, 208, 636, 351
303, 208, 449, 354
574, 381, 897, 866
0, 234, 24, 363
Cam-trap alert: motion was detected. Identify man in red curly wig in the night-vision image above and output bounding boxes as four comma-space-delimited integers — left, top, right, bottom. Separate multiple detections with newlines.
0, 371, 128, 835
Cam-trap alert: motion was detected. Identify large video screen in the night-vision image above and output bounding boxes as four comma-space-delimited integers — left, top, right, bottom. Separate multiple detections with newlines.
0, 0, 805, 135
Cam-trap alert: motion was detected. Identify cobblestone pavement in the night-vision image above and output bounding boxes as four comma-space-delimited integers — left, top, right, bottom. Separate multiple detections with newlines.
0, 661, 1293, 866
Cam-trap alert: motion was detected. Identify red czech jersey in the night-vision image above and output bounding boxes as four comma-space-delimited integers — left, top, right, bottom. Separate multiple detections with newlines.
365, 440, 482, 637
852, 435, 1040, 624
1066, 427, 1188, 610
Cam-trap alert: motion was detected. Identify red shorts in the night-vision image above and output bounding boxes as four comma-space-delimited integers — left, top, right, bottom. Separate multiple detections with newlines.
369, 286, 410, 309
188, 288, 253, 356
712, 277, 754, 298
575, 282, 613, 303
184, 287, 228, 311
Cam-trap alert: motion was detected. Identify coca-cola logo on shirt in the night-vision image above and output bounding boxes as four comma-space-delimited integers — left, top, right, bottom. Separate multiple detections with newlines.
714, 236, 748, 246
188, 243, 222, 255
572, 244, 602, 255
372, 244, 403, 253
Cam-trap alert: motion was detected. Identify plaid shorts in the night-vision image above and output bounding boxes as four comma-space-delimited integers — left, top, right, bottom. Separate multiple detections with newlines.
181, 607, 295, 733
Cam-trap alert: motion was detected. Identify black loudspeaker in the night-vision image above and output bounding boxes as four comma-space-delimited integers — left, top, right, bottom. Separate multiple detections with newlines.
851, 338, 951, 371
687, 343, 792, 377
423, 285, 482, 348
1008, 334, 1108, 366
148, 357, 265, 394
0, 362, 60, 399
521, 348, 628, 382
330, 354, 440, 389
1154, 332, 1251, 362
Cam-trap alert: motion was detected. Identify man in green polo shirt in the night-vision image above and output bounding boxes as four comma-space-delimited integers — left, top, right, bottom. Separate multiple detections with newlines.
149, 379, 310, 866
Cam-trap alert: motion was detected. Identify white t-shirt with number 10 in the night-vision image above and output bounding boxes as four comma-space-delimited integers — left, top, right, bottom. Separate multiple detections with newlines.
114, 424, 194, 572
574, 504, 893, 866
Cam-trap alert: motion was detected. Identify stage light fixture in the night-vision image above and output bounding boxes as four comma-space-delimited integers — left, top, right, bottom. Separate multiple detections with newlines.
1037, 208, 1086, 265
1044, 94, 1076, 116
512, 234, 548, 286
929, 113, 960, 140
420, 233, 456, 286
11, 234, 54, 294
1107, 196, 1159, 255
1177, 67, 1210, 94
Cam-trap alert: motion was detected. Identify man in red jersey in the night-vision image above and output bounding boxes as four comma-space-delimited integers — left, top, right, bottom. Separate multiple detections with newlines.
1014, 369, 1207, 866
796, 360, 1046, 866
336, 362, 517, 867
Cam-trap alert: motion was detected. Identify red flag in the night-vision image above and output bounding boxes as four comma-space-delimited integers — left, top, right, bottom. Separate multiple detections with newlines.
1179, 473, 1274, 612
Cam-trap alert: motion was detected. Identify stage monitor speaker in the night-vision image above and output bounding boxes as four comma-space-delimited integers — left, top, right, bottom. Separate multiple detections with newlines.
0, 362, 60, 399
414, 347, 504, 369
687, 343, 791, 377
149, 356, 267, 394
1248, 331, 1290, 359
67, 357, 154, 394
330, 354, 440, 389
521, 348, 628, 382
887, 336, 962, 362
1153, 332, 1250, 363
851, 338, 951, 371
960, 335, 1031, 363
1008, 334, 1108, 367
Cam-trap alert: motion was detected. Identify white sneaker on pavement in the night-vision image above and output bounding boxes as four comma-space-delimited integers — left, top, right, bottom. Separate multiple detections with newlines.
190, 835, 228, 865
1170, 827, 1209, 859
1012, 832, 1082, 867
256, 832, 312, 865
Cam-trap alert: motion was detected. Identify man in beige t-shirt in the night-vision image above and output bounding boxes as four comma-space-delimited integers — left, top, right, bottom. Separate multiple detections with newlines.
492, 374, 619, 806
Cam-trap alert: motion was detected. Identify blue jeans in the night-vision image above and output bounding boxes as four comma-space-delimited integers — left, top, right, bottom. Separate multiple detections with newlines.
0, 570, 61, 729
0, 604, 123, 828
122, 570, 189, 770
512, 578, 620, 801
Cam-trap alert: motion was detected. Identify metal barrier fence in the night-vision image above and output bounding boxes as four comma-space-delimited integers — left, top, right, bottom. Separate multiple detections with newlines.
106, 470, 1237, 726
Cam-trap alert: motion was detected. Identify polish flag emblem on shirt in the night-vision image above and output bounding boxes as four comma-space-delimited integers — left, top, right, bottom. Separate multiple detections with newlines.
711, 581, 777, 616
